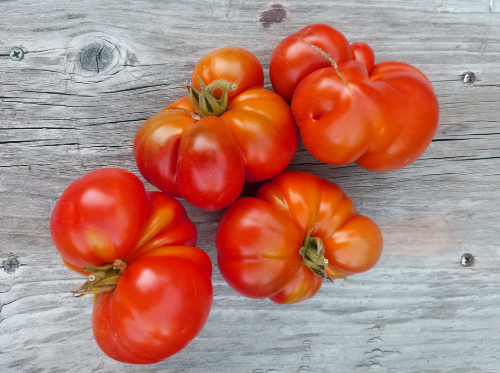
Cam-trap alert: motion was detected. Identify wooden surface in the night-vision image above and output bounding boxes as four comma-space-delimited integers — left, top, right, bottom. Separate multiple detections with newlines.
1, 0, 500, 372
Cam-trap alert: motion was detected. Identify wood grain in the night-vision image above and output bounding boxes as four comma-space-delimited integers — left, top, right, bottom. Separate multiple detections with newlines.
1, 0, 500, 372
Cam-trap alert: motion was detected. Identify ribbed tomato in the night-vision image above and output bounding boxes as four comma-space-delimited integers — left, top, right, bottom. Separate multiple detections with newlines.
50, 168, 212, 364
270, 24, 439, 171
134, 47, 298, 210
215, 171, 383, 304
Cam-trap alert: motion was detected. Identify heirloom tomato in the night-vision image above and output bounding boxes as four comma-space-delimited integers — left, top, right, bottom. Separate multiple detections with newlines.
134, 47, 298, 211
270, 24, 439, 172
215, 171, 383, 304
50, 168, 213, 364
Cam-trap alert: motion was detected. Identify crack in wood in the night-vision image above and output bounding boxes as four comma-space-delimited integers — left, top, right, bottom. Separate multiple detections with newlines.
102, 83, 177, 94
0, 299, 17, 314
364, 348, 401, 356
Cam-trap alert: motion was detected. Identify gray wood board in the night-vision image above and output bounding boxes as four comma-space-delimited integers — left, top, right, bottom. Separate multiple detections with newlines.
1, 0, 499, 372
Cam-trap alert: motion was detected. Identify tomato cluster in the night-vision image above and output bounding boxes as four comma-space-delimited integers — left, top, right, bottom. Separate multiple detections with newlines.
50, 23, 438, 365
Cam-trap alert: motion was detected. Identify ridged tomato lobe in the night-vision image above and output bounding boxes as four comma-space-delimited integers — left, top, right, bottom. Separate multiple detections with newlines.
50, 168, 148, 268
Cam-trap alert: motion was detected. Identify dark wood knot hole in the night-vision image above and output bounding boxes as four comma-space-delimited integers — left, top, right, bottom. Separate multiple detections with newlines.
77, 40, 116, 75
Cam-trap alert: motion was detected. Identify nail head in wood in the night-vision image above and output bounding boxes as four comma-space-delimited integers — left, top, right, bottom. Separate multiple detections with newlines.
461, 253, 474, 267
2, 255, 19, 273
462, 72, 476, 84
9, 47, 24, 61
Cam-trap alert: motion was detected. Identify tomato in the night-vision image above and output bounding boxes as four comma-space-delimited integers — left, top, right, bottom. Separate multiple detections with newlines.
92, 246, 212, 364
269, 24, 375, 103
215, 171, 383, 304
134, 47, 298, 210
270, 24, 439, 171
50, 168, 213, 364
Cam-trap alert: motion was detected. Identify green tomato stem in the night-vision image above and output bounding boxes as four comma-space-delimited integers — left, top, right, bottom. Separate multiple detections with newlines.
184, 77, 238, 117
299, 227, 329, 279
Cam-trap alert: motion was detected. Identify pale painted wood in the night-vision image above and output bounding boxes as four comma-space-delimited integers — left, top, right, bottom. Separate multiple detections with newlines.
1, 0, 500, 372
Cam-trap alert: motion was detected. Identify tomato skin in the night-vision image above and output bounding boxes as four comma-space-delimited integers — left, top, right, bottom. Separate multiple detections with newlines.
323, 215, 383, 275
176, 116, 245, 211
269, 265, 322, 304
350, 42, 375, 73
223, 88, 298, 182
134, 110, 196, 198
134, 48, 298, 210
216, 197, 303, 298
270, 24, 353, 103
291, 63, 377, 166
125, 191, 197, 263
50, 168, 148, 268
192, 47, 264, 100
93, 247, 213, 364
216, 171, 383, 304
50, 170, 213, 364
292, 60, 439, 171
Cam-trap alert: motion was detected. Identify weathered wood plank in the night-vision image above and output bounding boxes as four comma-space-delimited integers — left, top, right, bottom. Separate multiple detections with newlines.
1, 0, 500, 372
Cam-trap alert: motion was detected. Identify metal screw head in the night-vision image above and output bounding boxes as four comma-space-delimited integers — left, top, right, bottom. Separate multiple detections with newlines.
462, 72, 476, 84
9, 47, 24, 61
2, 257, 19, 273
461, 253, 474, 267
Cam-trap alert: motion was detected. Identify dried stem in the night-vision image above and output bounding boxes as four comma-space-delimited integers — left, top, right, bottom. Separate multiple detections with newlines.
295, 37, 349, 87
72, 259, 127, 297
299, 227, 329, 279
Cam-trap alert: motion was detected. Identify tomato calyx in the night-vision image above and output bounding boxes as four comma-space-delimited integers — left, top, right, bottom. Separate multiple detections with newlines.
72, 259, 127, 297
295, 37, 349, 87
184, 77, 238, 117
299, 227, 329, 279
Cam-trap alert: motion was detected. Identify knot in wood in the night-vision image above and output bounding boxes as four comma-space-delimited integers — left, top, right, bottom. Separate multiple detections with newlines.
260, 4, 286, 28
77, 39, 118, 76
461, 253, 474, 267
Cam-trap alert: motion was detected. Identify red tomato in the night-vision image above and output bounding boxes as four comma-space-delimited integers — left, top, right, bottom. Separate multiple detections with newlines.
215, 171, 383, 304
50, 168, 149, 268
270, 24, 439, 171
270, 24, 376, 103
192, 47, 264, 100
134, 47, 298, 211
92, 246, 212, 364
50, 168, 212, 364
